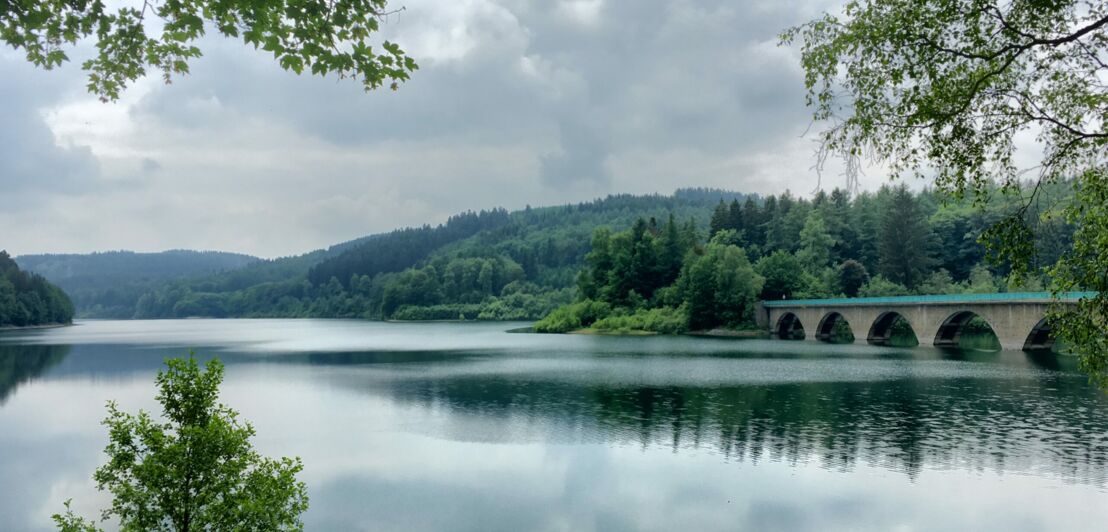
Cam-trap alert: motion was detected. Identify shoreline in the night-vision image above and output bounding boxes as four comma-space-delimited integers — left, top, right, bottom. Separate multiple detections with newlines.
0, 322, 73, 332
544, 327, 768, 338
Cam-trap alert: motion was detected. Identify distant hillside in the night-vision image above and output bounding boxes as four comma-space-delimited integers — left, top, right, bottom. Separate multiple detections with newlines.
1, 251, 73, 327
120, 191, 743, 320
16, 250, 258, 318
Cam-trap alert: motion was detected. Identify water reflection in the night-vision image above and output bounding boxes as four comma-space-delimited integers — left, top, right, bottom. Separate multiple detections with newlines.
1, 320, 1106, 532
365, 358, 1107, 484
0, 344, 70, 403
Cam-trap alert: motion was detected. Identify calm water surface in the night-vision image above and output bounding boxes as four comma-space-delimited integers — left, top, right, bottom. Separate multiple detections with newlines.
1, 319, 1106, 531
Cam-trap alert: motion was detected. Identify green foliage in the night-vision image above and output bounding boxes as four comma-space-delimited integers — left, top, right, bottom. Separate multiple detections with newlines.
16, 251, 257, 319
877, 185, 937, 289
53, 357, 308, 531
963, 264, 1000, 294
2, 0, 417, 101
784, 1, 1108, 384
543, 219, 764, 333
0, 250, 74, 327
917, 269, 958, 295
591, 306, 689, 335
755, 251, 806, 300
796, 210, 836, 272
838, 260, 869, 297
26, 187, 1070, 332
1050, 172, 1108, 387
122, 193, 728, 321
533, 299, 612, 333
859, 275, 911, 297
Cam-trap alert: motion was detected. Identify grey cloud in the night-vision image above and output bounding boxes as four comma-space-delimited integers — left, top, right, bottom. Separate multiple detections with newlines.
0, 62, 99, 201
540, 116, 610, 185
2, 0, 852, 256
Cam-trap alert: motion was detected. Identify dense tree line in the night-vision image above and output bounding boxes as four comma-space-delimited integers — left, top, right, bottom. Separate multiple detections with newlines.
307, 209, 511, 287
533, 219, 764, 333
16, 251, 257, 318
536, 182, 1074, 333
123, 194, 722, 320
27, 184, 1074, 324
0, 251, 73, 327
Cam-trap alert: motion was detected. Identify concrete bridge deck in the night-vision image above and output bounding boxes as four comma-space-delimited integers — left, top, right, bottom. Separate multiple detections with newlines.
758, 292, 1095, 351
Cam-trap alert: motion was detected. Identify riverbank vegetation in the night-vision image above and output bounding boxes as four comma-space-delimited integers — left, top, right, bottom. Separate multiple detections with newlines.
0, 251, 73, 328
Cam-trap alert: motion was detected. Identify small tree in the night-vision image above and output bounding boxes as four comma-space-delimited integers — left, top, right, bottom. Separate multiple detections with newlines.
53, 357, 308, 532
838, 260, 869, 297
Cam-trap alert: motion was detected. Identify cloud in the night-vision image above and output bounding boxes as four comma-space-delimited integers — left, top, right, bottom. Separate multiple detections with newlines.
0, 60, 99, 201
2, 0, 865, 257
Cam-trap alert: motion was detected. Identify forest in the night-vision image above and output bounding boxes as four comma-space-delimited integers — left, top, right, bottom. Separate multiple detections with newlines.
15, 184, 1073, 327
15, 250, 258, 318
105, 193, 731, 320
536, 184, 1072, 334
0, 251, 74, 327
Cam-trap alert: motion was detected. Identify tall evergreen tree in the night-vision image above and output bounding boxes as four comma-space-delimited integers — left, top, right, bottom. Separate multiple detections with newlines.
708, 200, 730, 238
727, 199, 744, 243
877, 185, 938, 289
797, 211, 836, 273
741, 197, 763, 248
656, 213, 684, 286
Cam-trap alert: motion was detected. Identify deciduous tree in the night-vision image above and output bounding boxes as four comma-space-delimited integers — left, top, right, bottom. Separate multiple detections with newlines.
53, 356, 308, 531
783, 0, 1108, 385
2, 0, 417, 101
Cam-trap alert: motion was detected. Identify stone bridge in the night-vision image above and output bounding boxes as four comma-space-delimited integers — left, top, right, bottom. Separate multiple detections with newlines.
757, 292, 1095, 351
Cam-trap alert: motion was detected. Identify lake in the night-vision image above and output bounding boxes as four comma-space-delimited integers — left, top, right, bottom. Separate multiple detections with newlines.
2, 319, 1106, 531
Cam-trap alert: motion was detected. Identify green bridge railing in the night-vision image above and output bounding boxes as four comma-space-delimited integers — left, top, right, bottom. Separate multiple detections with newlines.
762, 291, 1098, 308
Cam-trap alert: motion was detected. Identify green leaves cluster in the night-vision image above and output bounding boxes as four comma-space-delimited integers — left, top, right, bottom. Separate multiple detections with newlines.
2, 0, 417, 101
783, 0, 1108, 385
53, 356, 308, 531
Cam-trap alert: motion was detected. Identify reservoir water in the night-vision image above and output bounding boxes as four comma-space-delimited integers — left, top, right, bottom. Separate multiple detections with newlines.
1, 319, 1106, 531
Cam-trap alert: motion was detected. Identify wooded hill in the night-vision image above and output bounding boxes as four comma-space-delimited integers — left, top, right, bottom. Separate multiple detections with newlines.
16, 250, 258, 318
16, 184, 1073, 323
0, 251, 73, 327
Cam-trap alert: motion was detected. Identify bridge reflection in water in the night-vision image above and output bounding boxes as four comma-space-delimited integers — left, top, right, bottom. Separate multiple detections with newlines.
760, 292, 1096, 351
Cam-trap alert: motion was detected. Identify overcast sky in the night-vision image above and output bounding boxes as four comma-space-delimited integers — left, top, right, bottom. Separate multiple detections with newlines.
2, 0, 892, 259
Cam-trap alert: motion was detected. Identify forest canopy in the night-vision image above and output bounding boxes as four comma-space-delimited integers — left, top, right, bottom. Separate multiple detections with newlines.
35, 185, 1071, 329
0, 250, 74, 327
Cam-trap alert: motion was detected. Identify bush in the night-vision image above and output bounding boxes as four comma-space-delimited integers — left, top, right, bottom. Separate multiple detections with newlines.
858, 275, 911, 297
532, 299, 611, 333
591, 306, 689, 334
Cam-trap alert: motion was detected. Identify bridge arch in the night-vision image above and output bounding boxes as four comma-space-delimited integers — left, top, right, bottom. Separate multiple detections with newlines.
816, 312, 854, 343
867, 312, 918, 347
1023, 317, 1055, 351
934, 311, 1000, 350
775, 312, 805, 340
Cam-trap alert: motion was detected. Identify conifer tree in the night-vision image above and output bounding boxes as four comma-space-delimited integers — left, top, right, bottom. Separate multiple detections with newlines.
877, 185, 937, 289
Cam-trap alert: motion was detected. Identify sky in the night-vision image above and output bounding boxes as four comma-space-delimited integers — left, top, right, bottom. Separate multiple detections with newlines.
1, 0, 893, 259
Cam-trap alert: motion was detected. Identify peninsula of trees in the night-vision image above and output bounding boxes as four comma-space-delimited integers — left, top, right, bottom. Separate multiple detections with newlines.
0, 251, 74, 328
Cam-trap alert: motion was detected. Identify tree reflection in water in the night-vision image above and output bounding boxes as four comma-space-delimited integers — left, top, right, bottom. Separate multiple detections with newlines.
0, 344, 69, 404
369, 354, 1108, 485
